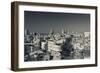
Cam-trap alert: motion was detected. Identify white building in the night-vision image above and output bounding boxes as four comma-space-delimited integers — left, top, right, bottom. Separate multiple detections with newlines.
48, 41, 61, 52
47, 40, 62, 60
84, 32, 90, 37
41, 41, 47, 50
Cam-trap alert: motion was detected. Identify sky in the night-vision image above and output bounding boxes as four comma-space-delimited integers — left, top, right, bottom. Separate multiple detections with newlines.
24, 11, 90, 33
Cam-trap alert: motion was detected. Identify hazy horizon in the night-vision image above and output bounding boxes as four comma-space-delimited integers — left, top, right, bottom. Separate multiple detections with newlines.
24, 11, 90, 33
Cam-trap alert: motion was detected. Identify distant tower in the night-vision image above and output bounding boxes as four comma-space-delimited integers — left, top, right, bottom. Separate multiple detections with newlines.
64, 28, 67, 34
24, 29, 30, 36
50, 28, 54, 35
61, 29, 64, 34
67, 28, 69, 34
62, 28, 66, 34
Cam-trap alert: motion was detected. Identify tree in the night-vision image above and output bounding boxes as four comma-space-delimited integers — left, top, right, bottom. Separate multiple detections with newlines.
61, 36, 74, 59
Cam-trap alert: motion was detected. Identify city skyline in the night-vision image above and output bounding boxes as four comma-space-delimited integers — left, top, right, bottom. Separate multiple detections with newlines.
24, 11, 90, 33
